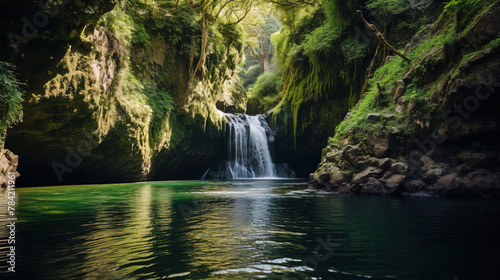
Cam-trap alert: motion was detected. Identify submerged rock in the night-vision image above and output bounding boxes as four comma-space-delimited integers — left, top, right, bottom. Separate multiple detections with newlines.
386, 174, 406, 190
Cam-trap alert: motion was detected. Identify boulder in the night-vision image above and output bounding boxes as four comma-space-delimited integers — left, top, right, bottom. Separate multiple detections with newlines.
393, 80, 406, 103
352, 166, 385, 184
404, 179, 426, 192
389, 162, 408, 175
366, 113, 381, 123
385, 56, 396, 64
463, 169, 500, 196
342, 145, 364, 168
422, 169, 442, 184
384, 114, 397, 121
433, 173, 464, 193
359, 178, 385, 194
390, 127, 402, 135
455, 164, 471, 176
329, 167, 354, 187
378, 158, 393, 171
430, 169, 500, 197
309, 172, 331, 189
409, 24, 433, 50
397, 96, 406, 105
421, 162, 446, 183
343, 112, 352, 121
365, 133, 390, 159
406, 103, 416, 114
0, 149, 20, 189
386, 174, 406, 191
325, 149, 341, 162
365, 157, 382, 167
374, 142, 389, 158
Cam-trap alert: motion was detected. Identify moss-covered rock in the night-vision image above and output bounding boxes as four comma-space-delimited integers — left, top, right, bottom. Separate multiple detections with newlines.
0, 0, 246, 186
310, 0, 500, 197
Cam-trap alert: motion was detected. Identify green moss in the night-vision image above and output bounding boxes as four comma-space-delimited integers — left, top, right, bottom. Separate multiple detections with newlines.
332, 56, 407, 143
459, 37, 500, 66
444, 0, 497, 21
272, 57, 346, 147
99, 4, 134, 45
132, 23, 152, 46
366, 0, 410, 15
264, 0, 374, 149
409, 26, 456, 61
405, 83, 427, 103
143, 85, 175, 149
329, 0, 499, 147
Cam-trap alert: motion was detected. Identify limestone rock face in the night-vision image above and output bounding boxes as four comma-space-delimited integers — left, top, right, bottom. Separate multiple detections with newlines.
0, 1, 243, 186
0, 149, 20, 189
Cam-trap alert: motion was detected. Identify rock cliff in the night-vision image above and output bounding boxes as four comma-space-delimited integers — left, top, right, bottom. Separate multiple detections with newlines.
0, 0, 245, 186
309, 1, 500, 197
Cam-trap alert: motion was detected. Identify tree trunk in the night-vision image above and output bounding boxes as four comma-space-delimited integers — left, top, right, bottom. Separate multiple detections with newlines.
189, 13, 209, 87
259, 38, 270, 71
356, 10, 411, 64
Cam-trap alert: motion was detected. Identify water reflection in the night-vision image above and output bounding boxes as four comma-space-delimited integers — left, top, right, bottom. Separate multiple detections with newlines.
0, 181, 499, 279
76, 184, 159, 279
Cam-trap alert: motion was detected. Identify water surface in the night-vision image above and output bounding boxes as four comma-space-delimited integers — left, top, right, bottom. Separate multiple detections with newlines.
1, 180, 499, 279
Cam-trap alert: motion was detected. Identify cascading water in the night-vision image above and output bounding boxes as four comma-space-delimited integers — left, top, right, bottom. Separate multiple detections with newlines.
204, 114, 295, 179
226, 114, 275, 178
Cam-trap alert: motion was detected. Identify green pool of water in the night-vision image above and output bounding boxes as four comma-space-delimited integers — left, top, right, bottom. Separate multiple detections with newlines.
1, 180, 499, 279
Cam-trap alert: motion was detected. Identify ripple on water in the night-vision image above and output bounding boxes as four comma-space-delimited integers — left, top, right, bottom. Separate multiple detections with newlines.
1, 181, 499, 280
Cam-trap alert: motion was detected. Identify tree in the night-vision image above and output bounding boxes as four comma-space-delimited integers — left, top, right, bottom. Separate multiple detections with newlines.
250, 16, 279, 71
188, 0, 255, 86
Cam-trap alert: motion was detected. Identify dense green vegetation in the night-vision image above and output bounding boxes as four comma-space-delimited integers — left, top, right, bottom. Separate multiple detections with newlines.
1, 0, 499, 182
243, 0, 440, 150
330, 0, 499, 144
93, 0, 250, 151
0, 61, 23, 144
241, 14, 281, 113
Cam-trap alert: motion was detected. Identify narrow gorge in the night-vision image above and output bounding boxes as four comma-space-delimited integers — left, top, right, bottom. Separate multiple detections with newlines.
2, 1, 500, 279
1, 0, 499, 195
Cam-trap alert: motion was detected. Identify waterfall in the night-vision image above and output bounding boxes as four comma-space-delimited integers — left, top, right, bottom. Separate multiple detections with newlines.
226, 114, 275, 178
204, 114, 295, 179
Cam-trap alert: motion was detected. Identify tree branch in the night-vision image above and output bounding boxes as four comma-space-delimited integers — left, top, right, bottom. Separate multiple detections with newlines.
356, 10, 411, 64
216, 0, 236, 18
267, 0, 317, 8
